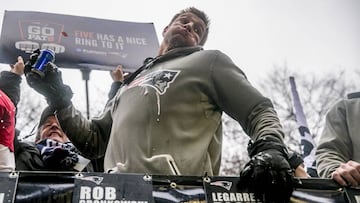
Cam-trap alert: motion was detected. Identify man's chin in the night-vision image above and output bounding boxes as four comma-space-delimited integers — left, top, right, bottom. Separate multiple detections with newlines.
167, 43, 192, 52
48, 135, 64, 143
168, 36, 193, 49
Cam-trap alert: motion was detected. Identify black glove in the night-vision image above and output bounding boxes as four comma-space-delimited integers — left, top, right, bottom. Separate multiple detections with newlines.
24, 49, 41, 71
239, 137, 294, 203
25, 50, 73, 109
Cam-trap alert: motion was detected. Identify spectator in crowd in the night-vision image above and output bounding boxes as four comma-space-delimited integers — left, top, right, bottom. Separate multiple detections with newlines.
15, 106, 92, 171
316, 92, 360, 187
15, 64, 127, 172
25, 7, 304, 201
0, 55, 90, 172
0, 56, 24, 171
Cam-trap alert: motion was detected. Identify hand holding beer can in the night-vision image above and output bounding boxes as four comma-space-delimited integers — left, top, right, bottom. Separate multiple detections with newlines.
33, 49, 55, 72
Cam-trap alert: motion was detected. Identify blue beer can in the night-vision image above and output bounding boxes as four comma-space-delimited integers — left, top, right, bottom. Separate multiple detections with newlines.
33, 49, 55, 72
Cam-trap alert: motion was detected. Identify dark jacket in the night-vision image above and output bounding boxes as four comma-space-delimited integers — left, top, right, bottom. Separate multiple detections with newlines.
14, 130, 45, 171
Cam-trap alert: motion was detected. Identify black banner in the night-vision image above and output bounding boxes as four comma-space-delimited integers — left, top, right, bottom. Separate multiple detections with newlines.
152, 175, 206, 202
0, 172, 18, 203
2, 171, 358, 203
73, 173, 153, 203
203, 176, 263, 203
0, 11, 159, 72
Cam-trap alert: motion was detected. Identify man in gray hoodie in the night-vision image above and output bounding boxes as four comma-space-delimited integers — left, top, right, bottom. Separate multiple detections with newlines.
25, 7, 301, 202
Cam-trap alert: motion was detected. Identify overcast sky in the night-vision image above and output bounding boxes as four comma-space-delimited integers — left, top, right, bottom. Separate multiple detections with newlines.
1, 0, 359, 114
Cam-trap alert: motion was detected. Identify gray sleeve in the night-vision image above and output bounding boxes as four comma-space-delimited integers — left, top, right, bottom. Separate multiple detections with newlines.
316, 100, 352, 178
56, 103, 113, 159
209, 50, 284, 142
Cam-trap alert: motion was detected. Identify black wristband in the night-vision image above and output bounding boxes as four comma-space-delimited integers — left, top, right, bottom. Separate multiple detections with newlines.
288, 151, 304, 169
247, 137, 288, 158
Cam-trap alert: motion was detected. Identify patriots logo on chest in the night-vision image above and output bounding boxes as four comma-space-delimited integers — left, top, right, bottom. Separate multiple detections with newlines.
128, 69, 180, 95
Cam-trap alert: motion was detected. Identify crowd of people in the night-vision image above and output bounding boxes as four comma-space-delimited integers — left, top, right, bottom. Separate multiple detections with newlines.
0, 6, 358, 202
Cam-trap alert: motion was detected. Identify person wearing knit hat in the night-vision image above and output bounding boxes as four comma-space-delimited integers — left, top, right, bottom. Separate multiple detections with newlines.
34, 106, 68, 143
35, 106, 91, 171
15, 64, 126, 172
15, 106, 91, 171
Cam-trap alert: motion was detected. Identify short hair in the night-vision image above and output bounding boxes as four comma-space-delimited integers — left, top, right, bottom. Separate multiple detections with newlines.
169, 7, 210, 46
